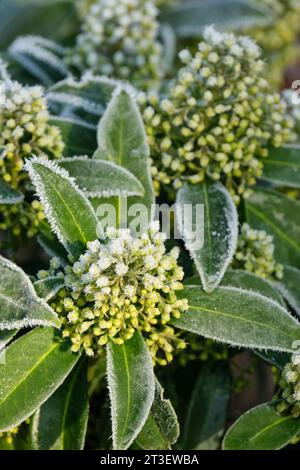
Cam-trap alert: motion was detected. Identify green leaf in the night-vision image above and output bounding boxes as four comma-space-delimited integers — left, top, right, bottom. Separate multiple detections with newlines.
0, 178, 23, 204
261, 145, 300, 188
0, 327, 80, 431
185, 270, 285, 305
34, 276, 64, 302
48, 75, 118, 126
176, 182, 238, 293
49, 116, 97, 157
0, 0, 79, 49
31, 359, 89, 450
26, 157, 100, 259
223, 402, 300, 450
160, 0, 272, 38
172, 285, 300, 352
245, 188, 300, 267
181, 363, 230, 450
223, 270, 285, 306
59, 157, 145, 198
0, 255, 59, 329
95, 89, 155, 224
9, 35, 68, 87
275, 265, 300, 317
134, 379, 179, 450
107, 331, 155, 450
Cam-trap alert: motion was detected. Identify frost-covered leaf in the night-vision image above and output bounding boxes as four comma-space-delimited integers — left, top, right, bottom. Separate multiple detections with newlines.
59, 157, 145, 198
160, 0, 272, 38
223, 270, 285, 305
245, 188, 300, 267
95, 89, 155, 222
275, 265, 300, 317
31, 359, 89, 450
172, 286, 300, 352
134, 378, 179, 450
181, 363, 230, 450
34, 276, 64, 302
0, 255, 59, 330
0, 179, 23, 204
0, 0, 79, 49
185, 270, 285, 305
9, 35, 69, 86
107, 331, 155, 450
0, 327, 80, 431
176, 182, 238, 293
223, 402, 300, 450
49, 116, 97, 157
25, 157, 100, 259
261, 145, 300, 188
48, 74, 118, 126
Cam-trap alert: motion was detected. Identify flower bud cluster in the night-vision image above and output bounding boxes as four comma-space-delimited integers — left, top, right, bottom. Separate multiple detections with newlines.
0, 200, 45, 238
233, 223, 283, 280
177, 335, 228, 367
47, 224, 188, 365
0, 78, 64, 238
278, 344, 300, 419
78, 0, 173, 15
139, 26, 293, 202
68, 0, 163, 90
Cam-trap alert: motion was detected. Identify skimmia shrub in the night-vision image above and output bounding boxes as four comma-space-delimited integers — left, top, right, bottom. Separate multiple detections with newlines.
1, 0, 300, 453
